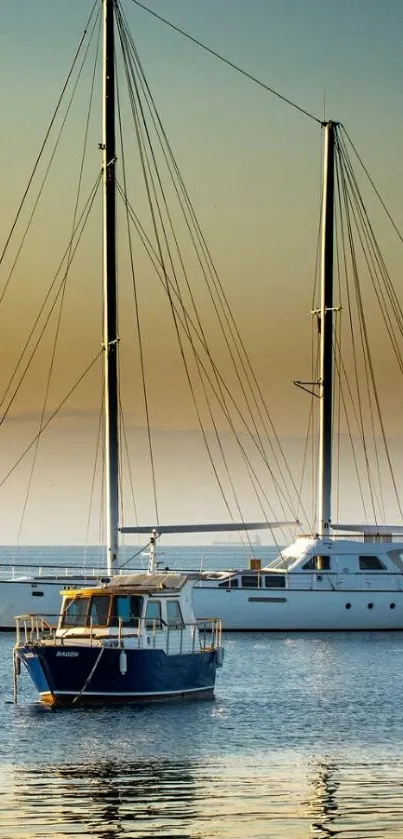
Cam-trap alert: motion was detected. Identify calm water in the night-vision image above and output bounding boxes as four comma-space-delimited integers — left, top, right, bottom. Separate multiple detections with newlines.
2, 628, 403, 837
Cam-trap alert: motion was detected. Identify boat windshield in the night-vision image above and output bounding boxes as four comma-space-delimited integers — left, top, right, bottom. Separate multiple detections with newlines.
265, 555, 298, 571
61, 596, 91, 628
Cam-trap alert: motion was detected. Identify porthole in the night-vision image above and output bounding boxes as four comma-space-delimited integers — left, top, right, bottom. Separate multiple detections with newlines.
390, 602, 396, 610
367, 602, 374, 609
31, 591, 44, 597
345, 602, 351, 609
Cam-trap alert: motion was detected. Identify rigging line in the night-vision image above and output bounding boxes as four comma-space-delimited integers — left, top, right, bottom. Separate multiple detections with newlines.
337, 134, 403, 360
0, 351, 102, 491
333, 344, 369, 521
336, 136, 398, 512
0, 7, 101, 310
116, 49, 161, 529
115, 32, 300, 526
16, 25, 102, 544
335, 145, 380, 521
0, 1, 98, 276
117, 8, 303, 527
337, 146, 391, 520
119, 540, 151, 570
121, 18, 306, 520
116, 18, 252, 531
118, 394, 140, 535
0, 175, 102, 423
121, 80, 242, 529
341, 125, 403, 245
85, 387, 104, 562
128, 0, 321, 124
116, 183, 301, 521
117, 18, 290, 541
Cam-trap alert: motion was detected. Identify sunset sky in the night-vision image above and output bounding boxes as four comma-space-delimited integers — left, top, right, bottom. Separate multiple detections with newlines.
0, 0, 402, 545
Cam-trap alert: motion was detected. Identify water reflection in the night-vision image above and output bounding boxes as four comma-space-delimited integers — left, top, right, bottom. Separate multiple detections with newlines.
304, 758, 339, 838
3, 753, 403, 838
1, 758, 200, 839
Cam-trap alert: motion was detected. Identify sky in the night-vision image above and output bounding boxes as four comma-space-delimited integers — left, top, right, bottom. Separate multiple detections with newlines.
0, 0, 403, 545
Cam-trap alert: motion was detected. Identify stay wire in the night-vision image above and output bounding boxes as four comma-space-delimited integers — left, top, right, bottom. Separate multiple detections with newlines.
16, 19, 102, 543
117, 17, 290, 544
0, 6, 101, 311
0, 351, 102, 490
129, 0, 321, 125
0, 175, 102, 425
119, 7, 306, 524
0, 1, 98, 278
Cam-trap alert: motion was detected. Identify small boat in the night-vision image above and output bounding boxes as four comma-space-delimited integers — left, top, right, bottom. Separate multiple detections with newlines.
14, 568, 223, 706
12, 0, 224, 705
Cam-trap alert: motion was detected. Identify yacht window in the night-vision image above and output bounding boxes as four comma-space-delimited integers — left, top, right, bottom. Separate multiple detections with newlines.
266, 555, 297, 570
265, 575, 286, 588
218, 578, 239, 588
145, 600, 162, 629
241, 574, 259, 588
110, 595, 143, 627
89, 595, 110, 626
302, 556, 331, 571
167, 600, 184, 628
359, 556, 386, 571
388, 550, 403, 571
61, 596, 90, 628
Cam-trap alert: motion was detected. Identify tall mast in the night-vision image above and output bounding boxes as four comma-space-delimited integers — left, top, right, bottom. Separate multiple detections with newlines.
102, 0, 119, 575
318, 121, 336, 535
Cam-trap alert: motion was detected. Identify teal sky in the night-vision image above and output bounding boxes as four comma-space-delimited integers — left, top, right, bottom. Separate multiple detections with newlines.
0, 0, 403, 543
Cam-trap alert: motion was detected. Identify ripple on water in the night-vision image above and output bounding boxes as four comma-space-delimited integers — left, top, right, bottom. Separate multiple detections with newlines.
2, 632, 403, 836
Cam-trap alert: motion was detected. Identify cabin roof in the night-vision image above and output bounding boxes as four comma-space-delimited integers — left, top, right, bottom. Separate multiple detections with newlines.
61, 572, 197, 598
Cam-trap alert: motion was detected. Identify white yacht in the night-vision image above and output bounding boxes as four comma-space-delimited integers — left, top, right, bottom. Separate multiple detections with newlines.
193, 121, 403, 631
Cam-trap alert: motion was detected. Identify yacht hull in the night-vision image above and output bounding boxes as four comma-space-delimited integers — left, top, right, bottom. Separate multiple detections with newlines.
17, 644, 218, 706
192, 586, 403, 630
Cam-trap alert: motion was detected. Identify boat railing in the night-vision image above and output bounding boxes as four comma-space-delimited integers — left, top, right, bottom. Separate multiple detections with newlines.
14, 614, 222, 656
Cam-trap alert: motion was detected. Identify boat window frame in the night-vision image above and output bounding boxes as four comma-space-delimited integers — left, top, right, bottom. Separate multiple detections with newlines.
109, 594, 144, 628
145, 599, 162, 630
88, 594, 111, 627
264, 574, 286, 588
61, 595, 91, 628
240, 574, 260, 588
302, 556, 331, 571
358, 555, 387, 571
166, 599, 184, 628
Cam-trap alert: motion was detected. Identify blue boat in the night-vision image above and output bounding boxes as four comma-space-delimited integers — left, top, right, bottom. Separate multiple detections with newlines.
14, 571, 223, 706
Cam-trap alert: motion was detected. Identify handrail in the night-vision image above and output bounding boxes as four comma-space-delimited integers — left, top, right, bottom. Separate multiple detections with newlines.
14, 613, 222, 656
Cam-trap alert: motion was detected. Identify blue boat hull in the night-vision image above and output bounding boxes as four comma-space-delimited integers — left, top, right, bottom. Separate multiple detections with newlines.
17, 645, 219, 706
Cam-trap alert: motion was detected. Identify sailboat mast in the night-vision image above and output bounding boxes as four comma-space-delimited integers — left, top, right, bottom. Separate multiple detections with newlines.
318, 121, 336, 535
102, 0, 119, 575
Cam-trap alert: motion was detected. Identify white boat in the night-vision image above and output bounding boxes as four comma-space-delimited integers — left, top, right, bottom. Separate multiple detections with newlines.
193, 122, 403, 630
2, 11, 402, 635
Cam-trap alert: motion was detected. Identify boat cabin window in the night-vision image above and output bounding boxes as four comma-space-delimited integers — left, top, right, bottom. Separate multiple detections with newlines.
61, 596, 90, 628
89, 595, 110, 626
388, 550, 403, 571
241, 574, 259, 588
359, 555, 386, 571
266, 555, 297, 571
264, 575, 286, 588
110, 595, 143, 628
145, 600, 162, 629
167, 600, 184, 628
218, 578, 238, 588
302, 556, 331, 571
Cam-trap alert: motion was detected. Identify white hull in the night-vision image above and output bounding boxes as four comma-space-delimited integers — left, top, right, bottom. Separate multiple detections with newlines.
192, 586, 403, 631
1, 576, 403, 631
0, 577, 97, 630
